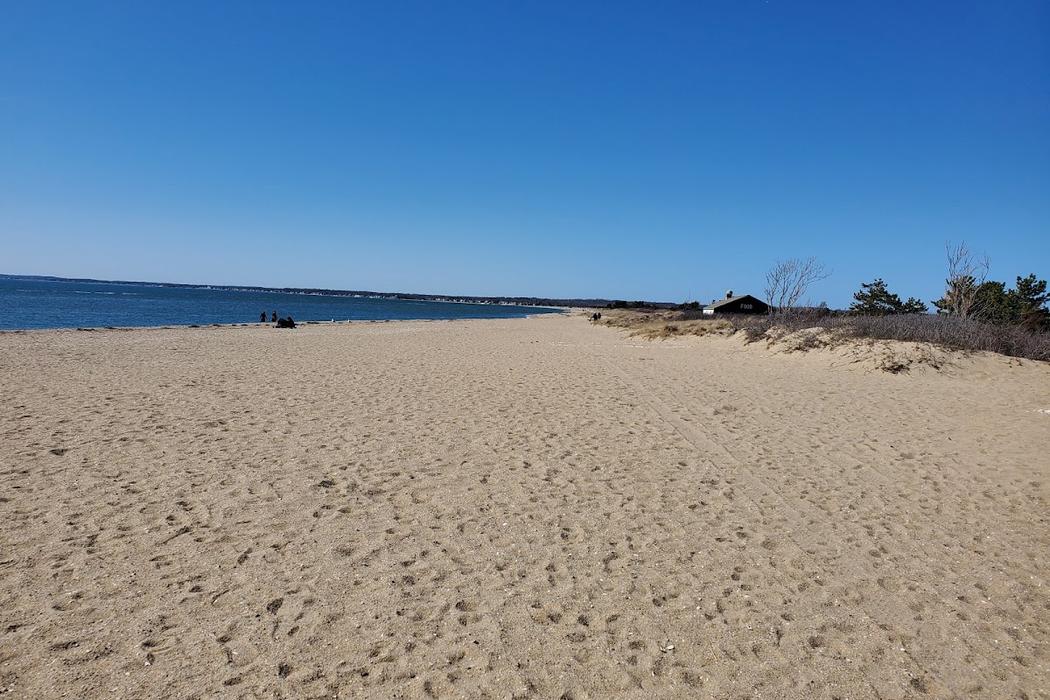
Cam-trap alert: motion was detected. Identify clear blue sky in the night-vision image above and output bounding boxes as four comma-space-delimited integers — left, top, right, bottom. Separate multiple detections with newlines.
2, 1, 1047, 305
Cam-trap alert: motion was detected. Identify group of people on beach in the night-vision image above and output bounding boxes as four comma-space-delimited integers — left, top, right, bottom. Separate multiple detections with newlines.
261, 310, 295, 328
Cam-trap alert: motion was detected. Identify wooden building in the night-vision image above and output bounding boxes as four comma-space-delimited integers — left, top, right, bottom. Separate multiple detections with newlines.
702, 291, 769, 315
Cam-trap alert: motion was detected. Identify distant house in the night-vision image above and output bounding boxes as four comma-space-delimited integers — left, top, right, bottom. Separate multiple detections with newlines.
703, 291, 769, 315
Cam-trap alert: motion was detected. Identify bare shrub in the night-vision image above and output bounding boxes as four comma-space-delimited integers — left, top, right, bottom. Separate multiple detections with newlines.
936, 241, 989, 318
764, 258, 831, 312
789, 331, 828, 352
732, 316, 773, 343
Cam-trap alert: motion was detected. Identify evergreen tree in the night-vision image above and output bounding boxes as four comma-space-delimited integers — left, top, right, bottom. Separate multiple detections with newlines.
941, 273, 1049, 327
1010, 274, 1048, 313
1011, 274, 1049, 330
850, 279, 928, 315
972, 280, 1016, 322
900, 296, 929, 314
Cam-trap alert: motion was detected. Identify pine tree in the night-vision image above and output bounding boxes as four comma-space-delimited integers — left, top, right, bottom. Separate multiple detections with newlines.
938, 273, 1049, 327
850, 279, 928, 315
972, 281, 1015, 322
899, 296, 929, 314
1011, 274, 1049, 330
1011, 274, 1048, 313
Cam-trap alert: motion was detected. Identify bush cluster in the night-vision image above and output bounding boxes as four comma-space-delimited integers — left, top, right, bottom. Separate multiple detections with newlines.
726, 310, 1050, 362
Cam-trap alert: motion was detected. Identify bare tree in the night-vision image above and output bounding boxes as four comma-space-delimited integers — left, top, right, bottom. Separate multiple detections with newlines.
764, 257, 830, 313
935, 241, 988, 318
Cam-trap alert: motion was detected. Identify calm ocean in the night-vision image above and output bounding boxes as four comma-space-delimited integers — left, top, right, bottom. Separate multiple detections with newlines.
0, 277, 560, 330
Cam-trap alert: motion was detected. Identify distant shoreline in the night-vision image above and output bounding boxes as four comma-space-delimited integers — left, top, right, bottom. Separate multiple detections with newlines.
0, 273, 623, 309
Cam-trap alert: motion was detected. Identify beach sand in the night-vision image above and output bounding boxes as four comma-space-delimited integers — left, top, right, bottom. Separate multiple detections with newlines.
1, 314, 1048, 698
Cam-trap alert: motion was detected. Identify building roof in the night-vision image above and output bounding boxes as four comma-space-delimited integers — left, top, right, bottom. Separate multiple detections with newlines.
703, 294, 767, 310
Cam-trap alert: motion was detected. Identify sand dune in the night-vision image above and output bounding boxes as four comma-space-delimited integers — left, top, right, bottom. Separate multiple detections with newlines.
1, 315, 1048, 698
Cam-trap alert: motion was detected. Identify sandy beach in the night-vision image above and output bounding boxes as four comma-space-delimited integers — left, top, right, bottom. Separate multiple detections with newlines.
1, 313, 1048, 699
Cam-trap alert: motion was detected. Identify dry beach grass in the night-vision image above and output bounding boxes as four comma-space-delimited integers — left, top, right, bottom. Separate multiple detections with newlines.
597, 307, 1050, 363
1, 314, 1048, 698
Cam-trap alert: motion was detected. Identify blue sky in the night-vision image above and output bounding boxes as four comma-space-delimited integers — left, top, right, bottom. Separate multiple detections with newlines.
2, 1, 1047, 304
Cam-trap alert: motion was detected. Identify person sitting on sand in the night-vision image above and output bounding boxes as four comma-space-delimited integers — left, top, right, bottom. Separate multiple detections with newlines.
275, 316, 296, 329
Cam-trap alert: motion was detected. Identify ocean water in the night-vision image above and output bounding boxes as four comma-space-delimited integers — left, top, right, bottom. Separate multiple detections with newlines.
0, 277, 561, 330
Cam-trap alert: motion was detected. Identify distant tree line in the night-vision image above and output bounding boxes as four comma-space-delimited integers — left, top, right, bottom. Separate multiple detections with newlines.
605, 300, 679, 310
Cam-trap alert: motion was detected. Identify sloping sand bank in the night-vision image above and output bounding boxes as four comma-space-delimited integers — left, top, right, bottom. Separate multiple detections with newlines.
1, 315, 1048, 698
